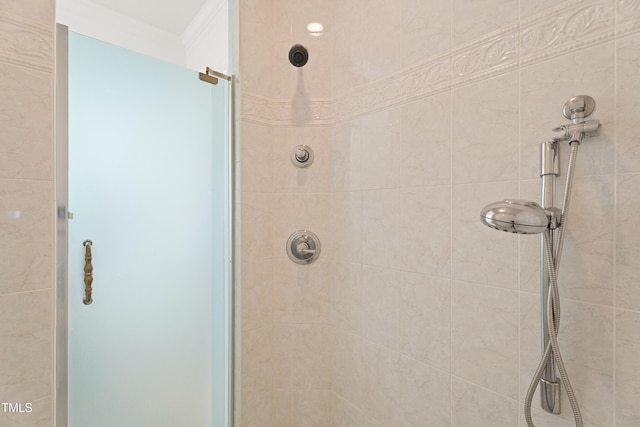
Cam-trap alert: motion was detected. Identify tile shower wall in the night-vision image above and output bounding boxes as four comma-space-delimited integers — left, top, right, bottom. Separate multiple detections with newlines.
0, 1, 54, 426
238, 0, 640, 426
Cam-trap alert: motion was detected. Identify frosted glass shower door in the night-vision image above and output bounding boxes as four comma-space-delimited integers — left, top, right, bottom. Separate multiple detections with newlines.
67, 32, 229, 427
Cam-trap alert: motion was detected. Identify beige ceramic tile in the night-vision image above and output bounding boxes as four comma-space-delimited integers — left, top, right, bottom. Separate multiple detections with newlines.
241, 258, 273, 332
239, 121, 273, 193
0, 179, 52, 295
330, 118, 362, 192
330, 261, 362, 334
0, 291, 51, 403
292, 389, 332, 427
451, 377, 519, 427
361, 340, 403, 425
239, 0, 275, 98
400, 273, 451, 371
0, 63, 53, 181
401, 0, 451, 67
333, 330, 364, 407
291, 324, 332, 389
401, 185, 451, 277
272, 322, 293, 389
241, 326, 272, 392
518, 403, 574, 426
362, 265, 401, 351
615, 309, 640, 426
331, 393, 363, 427
452, 71, 519, 184
0, 0, 53, 25
331, 0, 364, 95
616, 33, 640, 173
240, 192, 273, 261
520, 294, 614, 426
400, 92, 452, 187
358, 0, 403, 83
616, 174, 640, 311
452, 182, 519, 289
272, 388, 292, 427
361, 189, 403, 270
397, 355, 451, 426
240, 389, 272, 427
517, 179, 543, 293
452, 0, 519, 46
616, 0, 640, 31
520, 0, 559, 18
360, 107, 402, 190
552, 175, 614, 305
0, 395, 51, 427
328, 192, 362, 264
272, 257, 331, 325
452, 281, 519, 398
359, 412, 386, 427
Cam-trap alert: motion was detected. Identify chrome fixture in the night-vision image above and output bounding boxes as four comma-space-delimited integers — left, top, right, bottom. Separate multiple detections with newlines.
286, 230, 321, 264
480, 199, 557, 235
480, 95, 601, 427
291, 144, 314, 168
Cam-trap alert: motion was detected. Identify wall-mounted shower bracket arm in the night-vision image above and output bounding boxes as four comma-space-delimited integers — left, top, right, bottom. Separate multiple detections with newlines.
563, 95, 595, 121
552, 120, 601, 142
552, 95, 600, 145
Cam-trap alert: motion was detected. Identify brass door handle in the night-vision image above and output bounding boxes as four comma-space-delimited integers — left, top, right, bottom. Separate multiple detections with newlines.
83, 240, 93, 305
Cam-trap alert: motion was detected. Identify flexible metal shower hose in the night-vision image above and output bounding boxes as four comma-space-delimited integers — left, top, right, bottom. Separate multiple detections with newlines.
524, 142, 583, 427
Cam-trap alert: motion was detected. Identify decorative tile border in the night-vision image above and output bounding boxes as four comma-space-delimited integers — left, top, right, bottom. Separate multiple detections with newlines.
242, 92, 333, 126
0, 11, 53, 73
519, 0, 615, 66
334, 52, 450, 120
241, 0, 632, 126
616, 0, 640, 37
451, 25, 518, 88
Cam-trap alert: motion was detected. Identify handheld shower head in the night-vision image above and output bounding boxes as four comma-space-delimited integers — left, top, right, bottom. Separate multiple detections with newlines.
480, 199, 549, 234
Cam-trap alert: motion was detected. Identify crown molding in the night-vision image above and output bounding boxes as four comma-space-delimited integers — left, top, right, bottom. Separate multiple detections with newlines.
181, 0, 226, 52
56, 0, 186, 66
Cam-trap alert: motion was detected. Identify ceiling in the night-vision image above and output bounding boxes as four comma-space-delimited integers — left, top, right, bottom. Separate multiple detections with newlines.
86, 0, 212, 35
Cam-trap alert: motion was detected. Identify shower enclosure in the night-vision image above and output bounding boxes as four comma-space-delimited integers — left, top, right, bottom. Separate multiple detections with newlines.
55, 26, 232, 427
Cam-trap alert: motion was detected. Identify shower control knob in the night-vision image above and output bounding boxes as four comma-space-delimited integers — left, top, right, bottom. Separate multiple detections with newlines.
286, 230, 321, 264
291, 145, 314, 168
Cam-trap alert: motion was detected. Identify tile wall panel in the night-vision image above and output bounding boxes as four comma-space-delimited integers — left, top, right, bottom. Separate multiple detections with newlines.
0, 1, 53, 425
237, 0, 640, 425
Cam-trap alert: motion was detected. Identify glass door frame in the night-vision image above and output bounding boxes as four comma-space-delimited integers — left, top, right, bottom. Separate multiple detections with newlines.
54, 23, 235, 427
